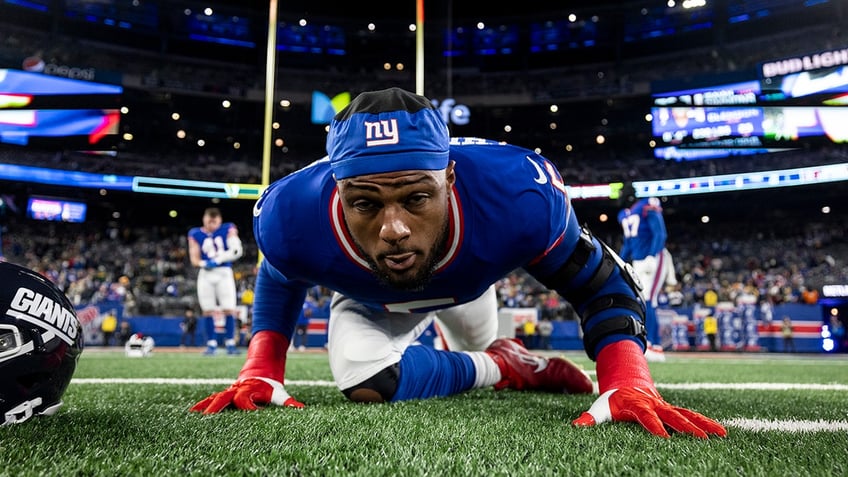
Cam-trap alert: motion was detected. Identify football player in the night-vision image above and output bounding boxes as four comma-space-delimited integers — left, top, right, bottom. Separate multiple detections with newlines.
0, 261, 84, 424
192, 88, 726, 439
188, 207, 243, 355
617, 195, 673, 361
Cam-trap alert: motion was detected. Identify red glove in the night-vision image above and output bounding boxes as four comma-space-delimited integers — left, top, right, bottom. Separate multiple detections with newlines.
190, 330, 304, 414
572, 340, 726, 439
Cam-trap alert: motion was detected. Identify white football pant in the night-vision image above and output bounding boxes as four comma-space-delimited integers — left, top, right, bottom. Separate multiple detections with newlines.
327, 285, 499, 391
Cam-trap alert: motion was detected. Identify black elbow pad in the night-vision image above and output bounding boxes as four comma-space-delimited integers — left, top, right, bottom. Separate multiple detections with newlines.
537, 226, 643, 306
582, 314, 647, 361
537, 225, 647, 360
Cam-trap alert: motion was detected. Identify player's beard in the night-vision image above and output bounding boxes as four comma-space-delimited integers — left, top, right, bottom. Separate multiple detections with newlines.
355, 219, 449, 292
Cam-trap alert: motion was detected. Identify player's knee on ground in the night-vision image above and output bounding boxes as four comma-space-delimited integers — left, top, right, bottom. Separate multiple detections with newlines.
341, 363, 399, 403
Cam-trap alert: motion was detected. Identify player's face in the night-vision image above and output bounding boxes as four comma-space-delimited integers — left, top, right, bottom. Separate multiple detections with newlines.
203, 213, 222, 231
338, 163, 455, 291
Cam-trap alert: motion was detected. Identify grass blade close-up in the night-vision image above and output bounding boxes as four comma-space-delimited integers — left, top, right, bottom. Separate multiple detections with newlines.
2, 349, 847, 477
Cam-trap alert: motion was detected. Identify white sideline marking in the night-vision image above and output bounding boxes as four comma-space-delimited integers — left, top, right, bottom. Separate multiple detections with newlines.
72, 378, 337, 386
72, 378, 848, 392
659, 382, 848, 391
725, 418, 848, 433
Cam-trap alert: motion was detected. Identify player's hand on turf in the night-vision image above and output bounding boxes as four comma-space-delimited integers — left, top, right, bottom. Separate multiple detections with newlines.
190, 377, 304, 414
572, 386, 727, 439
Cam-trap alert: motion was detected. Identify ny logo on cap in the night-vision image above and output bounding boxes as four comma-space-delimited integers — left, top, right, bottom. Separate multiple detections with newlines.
364, 119, 399, 147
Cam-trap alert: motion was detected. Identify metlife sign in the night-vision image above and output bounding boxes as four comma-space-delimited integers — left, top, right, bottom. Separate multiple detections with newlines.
431, 98, 470, 126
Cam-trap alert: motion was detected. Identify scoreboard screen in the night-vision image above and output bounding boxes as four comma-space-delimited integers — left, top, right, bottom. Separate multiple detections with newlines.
0, 69, 122, 149
651, 48, 848, 160
27, 196, 87, 223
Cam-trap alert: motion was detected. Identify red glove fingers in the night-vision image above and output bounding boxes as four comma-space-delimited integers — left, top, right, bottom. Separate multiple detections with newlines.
191, 331, 302, 414
190, 378, 304, 414
231, 384, 264, 411
190, 388, 237, 414
607, 387, 672, 438
659, 405, 727, 438
653, 404, 708, 439
574, 340, 727, 438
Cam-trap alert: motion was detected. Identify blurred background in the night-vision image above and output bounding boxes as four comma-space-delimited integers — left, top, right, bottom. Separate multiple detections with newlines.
0, 0, 846, 351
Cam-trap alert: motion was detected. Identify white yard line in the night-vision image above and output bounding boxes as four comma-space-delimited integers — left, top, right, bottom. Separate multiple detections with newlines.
658, 382, 848, 391
72, 378, 848, 391
724, 418, 848, 432
72, 378, 338, 386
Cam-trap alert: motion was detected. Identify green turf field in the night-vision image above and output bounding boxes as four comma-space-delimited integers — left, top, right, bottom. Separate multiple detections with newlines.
2, 349, 847, 476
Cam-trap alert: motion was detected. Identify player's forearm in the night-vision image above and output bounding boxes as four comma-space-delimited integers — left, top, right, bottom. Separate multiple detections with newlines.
211, 236, 244, 264
238, 330, 289, 383
190, 255, 208, 268
595, 340, 654, 393
252, 260, 310, 339
532, 228, 647, 362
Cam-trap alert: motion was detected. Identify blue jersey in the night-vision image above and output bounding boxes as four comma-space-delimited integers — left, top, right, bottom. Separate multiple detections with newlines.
617, 197, 667, 261
188, 223, 238, 267
252, 138, 627, 341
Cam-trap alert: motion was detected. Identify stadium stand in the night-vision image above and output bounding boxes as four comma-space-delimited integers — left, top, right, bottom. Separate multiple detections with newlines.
0, 0, 846, 350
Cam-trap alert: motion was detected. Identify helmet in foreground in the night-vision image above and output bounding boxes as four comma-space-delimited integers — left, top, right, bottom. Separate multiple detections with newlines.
0, 261, 84, 425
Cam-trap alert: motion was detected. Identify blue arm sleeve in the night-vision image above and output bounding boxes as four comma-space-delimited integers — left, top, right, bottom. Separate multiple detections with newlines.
251, 259, 310, 341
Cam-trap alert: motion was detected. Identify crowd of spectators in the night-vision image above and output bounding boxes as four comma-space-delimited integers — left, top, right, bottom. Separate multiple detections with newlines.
0, 4, 846, 324
494, 218, 848, 322
1, 211, 844, 322
0, 218, 259, 317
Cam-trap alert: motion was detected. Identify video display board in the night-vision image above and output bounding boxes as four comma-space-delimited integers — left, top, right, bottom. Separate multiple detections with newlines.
0, 69, 122, 149
651, 46, 848, 160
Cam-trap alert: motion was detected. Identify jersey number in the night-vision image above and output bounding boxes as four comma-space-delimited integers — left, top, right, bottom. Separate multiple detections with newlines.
620, 214, 641, 238
201, 236, 226, 259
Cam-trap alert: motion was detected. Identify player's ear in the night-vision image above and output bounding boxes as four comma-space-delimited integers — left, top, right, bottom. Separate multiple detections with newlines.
444, 160, 456, 187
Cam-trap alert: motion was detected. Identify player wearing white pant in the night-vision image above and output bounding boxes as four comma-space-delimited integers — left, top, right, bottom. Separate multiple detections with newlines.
192, 88, 726, 440
631, 247, 677, 310
618, 196, 670, 361
188, 207, 244, 355
328, 286, 499, 391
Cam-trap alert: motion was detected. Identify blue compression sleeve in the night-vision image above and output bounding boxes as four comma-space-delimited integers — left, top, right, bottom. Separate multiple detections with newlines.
645, 304, 660, 345
225, 314, 236, 337
204, 316, 215, 341
392, 345, 477, 401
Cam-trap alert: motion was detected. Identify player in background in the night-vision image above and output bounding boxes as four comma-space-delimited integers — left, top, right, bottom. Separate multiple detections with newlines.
191, 88, 725, 440
661, 247, 679, 295
617, 194, 673, 361
188, 207, 244, 355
